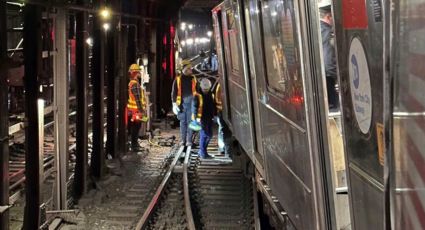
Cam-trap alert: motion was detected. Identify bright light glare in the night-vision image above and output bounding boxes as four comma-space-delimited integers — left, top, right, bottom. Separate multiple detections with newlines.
181, 40, 186, 47
100, 8, 111, 19
200, 37, 210, 44
103, 23, 110, 31
86, 37, 93, 46
180, 22, 186, 31
207, 31, 212, 37
186, 38, 194, 45
188, 24, 193, 30
195, 38, 200, 44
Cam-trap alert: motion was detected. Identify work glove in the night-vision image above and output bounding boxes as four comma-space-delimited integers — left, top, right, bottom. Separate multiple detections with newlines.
189, 119, 202, 132
172, 102, 180, 115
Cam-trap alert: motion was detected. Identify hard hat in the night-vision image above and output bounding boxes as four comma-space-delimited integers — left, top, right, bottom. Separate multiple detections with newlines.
318, 0, 331, 8
129, 63, 141, 72
181, 59, 192, 69
200, 78, 212, 91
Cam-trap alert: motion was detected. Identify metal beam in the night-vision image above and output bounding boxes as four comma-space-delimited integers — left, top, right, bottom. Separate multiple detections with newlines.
23, 4, 42, 228
118, 26, 129, 156
8, 0, 162, 22
0, 1, 10, 229
106, 15, 117, 158
91, 15, 106, 179
74, 0, 89, 199
53, 9, 69, 210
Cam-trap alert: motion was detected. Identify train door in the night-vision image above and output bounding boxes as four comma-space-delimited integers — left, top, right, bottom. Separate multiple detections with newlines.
333, 0, 387, 229
316, 1, 351, 229
212, 8, 232, 129
213, 0, 256, 157
390, 1, 425, 229
242, 0, 336, 228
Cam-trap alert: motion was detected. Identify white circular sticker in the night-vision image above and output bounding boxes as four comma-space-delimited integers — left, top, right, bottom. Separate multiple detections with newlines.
348, 37, 372, 134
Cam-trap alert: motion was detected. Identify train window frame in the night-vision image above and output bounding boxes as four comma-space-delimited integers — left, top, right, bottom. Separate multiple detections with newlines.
258, 0, 303, 100
225, 9, 242, 75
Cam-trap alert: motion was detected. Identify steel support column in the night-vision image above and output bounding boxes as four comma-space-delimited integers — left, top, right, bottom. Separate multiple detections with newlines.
23, 5, 42, 229
91, 15, 106, 178
0, 2, 10, 229
117, 28, 128, 155
53, 9, 69, 210
74, 1, 89, 199
106, 17, 117, 159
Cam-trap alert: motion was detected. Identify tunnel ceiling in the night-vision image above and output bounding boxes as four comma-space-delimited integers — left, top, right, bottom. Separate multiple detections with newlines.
182, 0, 222, 9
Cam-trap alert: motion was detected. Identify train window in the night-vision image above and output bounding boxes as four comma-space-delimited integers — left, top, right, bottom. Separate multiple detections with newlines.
260, 0, 302, 98
226, 9, 241, 73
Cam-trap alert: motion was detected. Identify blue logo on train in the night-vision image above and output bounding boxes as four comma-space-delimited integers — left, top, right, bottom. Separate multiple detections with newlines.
351, 54, 360, 89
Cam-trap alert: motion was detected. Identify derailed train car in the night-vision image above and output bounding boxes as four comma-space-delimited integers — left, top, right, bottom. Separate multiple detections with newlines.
213, 0, 335, 228
213, 0, 425, 229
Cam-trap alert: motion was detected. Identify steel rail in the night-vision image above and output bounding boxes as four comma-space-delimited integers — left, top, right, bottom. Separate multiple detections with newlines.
135, 145, 185, 229
183, 146, 196, 230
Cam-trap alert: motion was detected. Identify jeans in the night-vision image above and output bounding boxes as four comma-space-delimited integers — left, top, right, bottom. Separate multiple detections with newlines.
326, 77, 339, 109
199, 120, 213, 157
177, 98, 193, 144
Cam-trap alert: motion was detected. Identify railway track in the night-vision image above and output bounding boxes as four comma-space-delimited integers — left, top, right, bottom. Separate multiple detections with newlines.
7, 96, 103, 205
89, 145, 182, 229
138, 137, 255, 229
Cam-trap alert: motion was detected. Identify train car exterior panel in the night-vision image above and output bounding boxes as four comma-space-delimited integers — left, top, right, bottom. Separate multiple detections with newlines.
333, 0, 386, 228
240, 0, 335, 229
391, 0, 425, 229
260, 104, 312, 188
267, 150, 314, 229
350, 165, 385, 229
212, 7, 233, 131
217, 0, 256, 156
242, 0, 265, 167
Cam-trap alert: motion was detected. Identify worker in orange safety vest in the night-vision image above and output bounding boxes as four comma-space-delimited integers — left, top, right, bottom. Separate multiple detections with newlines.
171, 60, 197, 146
127, 63, 147, 151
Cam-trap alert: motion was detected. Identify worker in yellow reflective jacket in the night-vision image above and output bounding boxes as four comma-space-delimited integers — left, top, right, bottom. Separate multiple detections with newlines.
192, 78, 216, 159
171, 60, 197, 146
127, 63, 147, 151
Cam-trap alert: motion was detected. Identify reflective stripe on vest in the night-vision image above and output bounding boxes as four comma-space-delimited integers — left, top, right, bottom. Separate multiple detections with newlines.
194, 93, 203, 120
128, 80, 145, 111
176, 75, 197, 106
215, 83, 222, 111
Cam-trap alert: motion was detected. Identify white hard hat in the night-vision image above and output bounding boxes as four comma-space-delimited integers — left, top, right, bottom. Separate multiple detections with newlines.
200, 78, 212, 91
318, 0, 331, 8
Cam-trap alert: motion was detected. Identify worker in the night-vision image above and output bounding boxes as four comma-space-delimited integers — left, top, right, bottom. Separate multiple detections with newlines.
213, 82, 225, 155
192, 78, 216, 159
127, 63, 147, 151
171, 60, 197, 146
319, 0, 339, 110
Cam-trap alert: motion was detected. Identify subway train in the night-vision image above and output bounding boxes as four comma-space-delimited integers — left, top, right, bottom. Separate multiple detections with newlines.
212, 0, 425, 229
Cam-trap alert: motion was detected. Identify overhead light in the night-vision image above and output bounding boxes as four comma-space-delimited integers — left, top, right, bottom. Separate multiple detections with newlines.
103, 23, 110, 31
200, 37, 210, 43
100, 7, 111, 19
86, 37, 93, 46
186, 38, 194, 45
188, 24, 193, 30
180, 22, 186, 31
142, 54, 149, 66
207, 31, 212, 37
